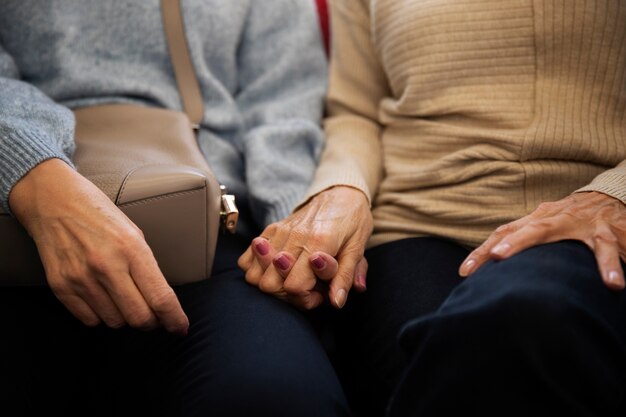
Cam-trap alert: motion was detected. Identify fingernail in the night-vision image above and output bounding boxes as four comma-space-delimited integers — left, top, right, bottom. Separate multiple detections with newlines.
491, 243, 511, 257
274, 255, 290, 271
335, 289, 347, 309
254, 240, 269, 256
607, 270, 625, 289
311, 255, 326, 270
460, 258, 477, 276
357, 274, 366, 289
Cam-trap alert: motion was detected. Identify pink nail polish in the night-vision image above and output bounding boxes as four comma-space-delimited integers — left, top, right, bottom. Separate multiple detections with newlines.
254, 240, 269, 256
357, 274, 367, 289
275, 255, 290, 271
311, 255, 325, 270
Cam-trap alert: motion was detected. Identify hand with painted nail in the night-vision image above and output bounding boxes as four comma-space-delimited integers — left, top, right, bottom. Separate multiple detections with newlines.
459, 191, 626, 290
238, 186, 372, 310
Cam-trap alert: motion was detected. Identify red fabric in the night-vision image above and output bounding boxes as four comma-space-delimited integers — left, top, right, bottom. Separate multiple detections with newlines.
314, 0, 329, 56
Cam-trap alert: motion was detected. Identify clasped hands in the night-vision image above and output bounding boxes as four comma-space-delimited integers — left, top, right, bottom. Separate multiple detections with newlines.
238, 186, 373, 310
240, 189, 626, 312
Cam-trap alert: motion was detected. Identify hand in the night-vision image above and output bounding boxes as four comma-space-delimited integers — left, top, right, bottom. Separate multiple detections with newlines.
9, 159, 189, 334
459, 191, 626, 290
238, 186, 372, 309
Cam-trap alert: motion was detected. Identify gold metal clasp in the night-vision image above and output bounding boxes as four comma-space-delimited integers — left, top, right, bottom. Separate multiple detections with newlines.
220, 185, 238, 234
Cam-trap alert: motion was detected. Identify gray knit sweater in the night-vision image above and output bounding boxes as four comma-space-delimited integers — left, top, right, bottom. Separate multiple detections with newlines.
0, 0, 327, 234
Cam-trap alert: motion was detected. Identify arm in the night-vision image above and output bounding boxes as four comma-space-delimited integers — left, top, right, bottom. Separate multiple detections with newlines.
1, 44, 188, 333
239, 0, 391, 309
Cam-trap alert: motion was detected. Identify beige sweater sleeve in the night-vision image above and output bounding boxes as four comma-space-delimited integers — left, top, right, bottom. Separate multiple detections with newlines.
575, 160, 626, 204
296, 0, 390, 209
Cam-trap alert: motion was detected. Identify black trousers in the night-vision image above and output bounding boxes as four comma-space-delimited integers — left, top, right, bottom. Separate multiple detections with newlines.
0, 232, 350, 417
334, 237, 626, 417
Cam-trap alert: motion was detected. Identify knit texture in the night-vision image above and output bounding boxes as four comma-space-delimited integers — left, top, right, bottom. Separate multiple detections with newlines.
303, 0, 626, 248
0, 0, 328, 233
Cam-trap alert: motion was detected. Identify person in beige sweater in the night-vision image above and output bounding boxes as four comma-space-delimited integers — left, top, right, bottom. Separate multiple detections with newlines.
239, 0, 626, 415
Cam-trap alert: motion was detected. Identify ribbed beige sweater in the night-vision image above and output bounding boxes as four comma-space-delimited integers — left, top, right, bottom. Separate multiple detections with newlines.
302, 0, 626, 249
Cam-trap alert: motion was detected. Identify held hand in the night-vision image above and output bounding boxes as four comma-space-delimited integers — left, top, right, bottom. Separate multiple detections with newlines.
238, 186, 372, 310
9, 159, 189, 334
459, 191, 626, 290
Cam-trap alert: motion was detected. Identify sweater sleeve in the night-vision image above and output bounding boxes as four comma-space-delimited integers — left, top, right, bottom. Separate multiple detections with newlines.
0, 43, 75, 214
235, 0, 328, 227
296, 0, 390, 209
575, 160, 626, 204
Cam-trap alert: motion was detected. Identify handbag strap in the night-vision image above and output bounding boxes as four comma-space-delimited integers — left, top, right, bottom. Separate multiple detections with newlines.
160, 0, 204, 126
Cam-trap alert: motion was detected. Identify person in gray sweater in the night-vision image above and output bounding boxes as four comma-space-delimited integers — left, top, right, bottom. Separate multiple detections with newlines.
0, 1, 350, 416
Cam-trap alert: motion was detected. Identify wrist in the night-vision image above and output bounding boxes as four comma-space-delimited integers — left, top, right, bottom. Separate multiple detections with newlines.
8, 158, 76, 225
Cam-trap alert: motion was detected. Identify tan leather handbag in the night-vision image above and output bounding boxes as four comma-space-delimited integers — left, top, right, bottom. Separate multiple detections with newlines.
0, 0, 238, 286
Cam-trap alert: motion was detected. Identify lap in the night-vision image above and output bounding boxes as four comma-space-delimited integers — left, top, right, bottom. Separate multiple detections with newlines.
336, 238, 626, 417
0, 233, 349, 417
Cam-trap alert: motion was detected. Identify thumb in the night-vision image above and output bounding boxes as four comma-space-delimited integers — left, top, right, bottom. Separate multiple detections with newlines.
328, 251, 360, 309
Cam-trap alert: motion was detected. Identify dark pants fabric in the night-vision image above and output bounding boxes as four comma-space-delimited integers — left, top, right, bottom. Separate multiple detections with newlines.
0, 232, 350, 417
334, 237, 626, 417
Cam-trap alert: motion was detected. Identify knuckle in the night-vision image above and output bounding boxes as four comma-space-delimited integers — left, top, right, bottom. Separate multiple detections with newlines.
86, 253, 113, 275
105, 318, 126, 329
258, 277, 281, 294
263, 223, 279, 236
126, 311, 157, 329
147, 288, 178, 314
306, 231, 334, 249
525, 219, 551, 232
300, 297, 322, 311
81, 316, 101, 327
593, 231, 618, 245
494, 223, 513, 236
283, 280, 309, 296
534, 202, 554, 214
244, 270, 259, 285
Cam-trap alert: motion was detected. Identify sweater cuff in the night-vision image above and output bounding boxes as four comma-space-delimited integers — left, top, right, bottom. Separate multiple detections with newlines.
293, 168, 372, 214
574, 169, 626, 205
0, 129, 74, 214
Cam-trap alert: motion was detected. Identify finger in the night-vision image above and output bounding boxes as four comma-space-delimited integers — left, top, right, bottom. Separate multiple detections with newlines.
96, 270, 160, 331
459, 219, 528, 276
309, 252, 339, 281
283, 254, 325, 310
71, 278, 127, 329
352, 257, 368, 293
237, 245, 255, 271
273, 251, 296, 278
128, 249, 189, 335
251, 237, 276, 270
592, 233, 625, 291
459, 216, 552, 276
328, 251, 361, 309
53, 290, 101, 327
46, 260, 127, 329
254, 252, 294, 299
243, 260, 267, 286
58, 277, 126, 329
